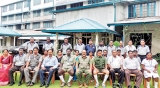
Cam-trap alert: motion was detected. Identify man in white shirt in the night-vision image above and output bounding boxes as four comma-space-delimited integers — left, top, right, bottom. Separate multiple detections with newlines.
43, 37, 54, 51
107, 40, 116, 57
97, 40, 106, 52
123, 50, 143, 88
74, 38, 85, 55
124, 40, 136, 57
108, 50, 124, 88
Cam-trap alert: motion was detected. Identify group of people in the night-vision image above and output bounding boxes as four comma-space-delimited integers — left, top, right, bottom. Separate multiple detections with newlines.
0, 37, 159, 88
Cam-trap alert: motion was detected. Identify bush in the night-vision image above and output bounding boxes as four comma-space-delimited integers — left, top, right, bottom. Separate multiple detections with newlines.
113, 41, 120, 48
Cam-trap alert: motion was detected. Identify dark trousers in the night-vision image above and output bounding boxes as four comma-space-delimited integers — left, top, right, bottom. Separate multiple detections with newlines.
9, 66, 24, 83
110, 68, 125, 84
138, 55, 146, 62
39, 66, 55, 85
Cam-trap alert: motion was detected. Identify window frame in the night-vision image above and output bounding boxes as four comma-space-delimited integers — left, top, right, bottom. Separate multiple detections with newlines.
33, 22, 40, 29
33, 0, 41, 6
9, 4, 14, 11
43, 21, 53, 28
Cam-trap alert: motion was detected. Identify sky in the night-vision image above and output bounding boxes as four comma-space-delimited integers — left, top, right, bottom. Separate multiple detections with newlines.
0, 0, 20, 6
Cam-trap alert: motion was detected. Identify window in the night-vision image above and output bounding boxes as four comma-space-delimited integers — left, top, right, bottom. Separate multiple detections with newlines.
88, 0, 104, 4
9, 4, 14, 11
128, 2, 156, 18
33, 22, 40, 29
44, 0, 53, 3
33, 10, 41, 17
23, 12, 30, 18
25, 23, 30, 29
8, 15, 14, 20
24, 0, 29, 8
16, 14, 22, 20
71, 2, 83, 8
8, 25, 13, 30
16, 24, 21, 30
2, 6, 7, 12
43, 21, 53, 28
44, 8, 53, 16
56, 5, 66, 10
33, 0, 41, 6
16, 2, 22, 9
2, 16, 7, 22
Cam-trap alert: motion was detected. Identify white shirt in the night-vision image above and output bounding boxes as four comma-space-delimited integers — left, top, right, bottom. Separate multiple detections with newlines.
107, 45, 116, 57
141, 59, 158, 71
117, 46, 125, 55
43, 42, 54, 51
108, 56, 122, 68
124, 45, 136, 56
137, 45, 150, 55
74, 43, 85, 53
123, 57, 141, 70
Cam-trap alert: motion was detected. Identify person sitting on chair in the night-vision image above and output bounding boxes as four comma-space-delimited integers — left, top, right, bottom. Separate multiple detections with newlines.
58, 48, 75, 87
92, 50, 109, 88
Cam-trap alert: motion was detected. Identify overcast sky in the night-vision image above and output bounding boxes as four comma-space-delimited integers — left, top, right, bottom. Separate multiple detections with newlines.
0, 0, 20, 6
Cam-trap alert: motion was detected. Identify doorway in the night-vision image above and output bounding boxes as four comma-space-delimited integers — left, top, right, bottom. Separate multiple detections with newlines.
82, 33, 91, 45
130, 33, 152, 49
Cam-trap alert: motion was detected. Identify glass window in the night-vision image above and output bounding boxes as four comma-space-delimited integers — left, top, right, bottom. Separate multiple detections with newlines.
56, 5, 66, 10
8, 15, 14, 20
33, 22, 40, 29
8, 25, 13, 30
88, 0, 104, 4
2, 6, 7, 12
25, 23, 30, 29
128, 5, 134, 18
9, 4, 14, 11
2, 16, 7, 22
44, 0, 53, 3
142, 4, 147, 17
33, 10, 41, 17
24, 0, 29, 8
71, 2, 83, 8
33, 0, 41, 6
135, 4, 140, 17
43, 21, 53, 28
16, 14, 22, 20
44, 8, 53, 16
23, 12, 30, 18
148, 2, 155, 16
16, 2, 22, 9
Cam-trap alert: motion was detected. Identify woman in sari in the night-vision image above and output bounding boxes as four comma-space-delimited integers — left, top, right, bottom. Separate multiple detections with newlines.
0, 49, 13, 86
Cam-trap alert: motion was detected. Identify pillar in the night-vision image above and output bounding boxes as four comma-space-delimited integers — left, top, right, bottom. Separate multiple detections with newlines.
95, 33, 99, 46
14, 36, 16, 46
55, 32, 59, 55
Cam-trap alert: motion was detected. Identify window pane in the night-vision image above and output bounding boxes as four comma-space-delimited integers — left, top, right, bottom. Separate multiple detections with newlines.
44, 0, 53, 3
16, 14, 22, 20
23, 12, 30, 18
71, 2, 83, 8
33, 22, 40, 29
56, 5, 66, 10
8, 25, 13, 30
135, 5, 140, 17
24, 0, 29, 8
44, 8, 53, 16
9, 4, 14, 11
148, 2, 155, 16
2, 6, 7, 12
33, 10, 41, 17
43, 21, 53, 28
33, 0, 41, 6
8, 15, 14, 20
88, 0, 104, 4
128, 5, 134, 18
16, 2, 22, 9
142, 4, 147, 17
2, 16, 7, 21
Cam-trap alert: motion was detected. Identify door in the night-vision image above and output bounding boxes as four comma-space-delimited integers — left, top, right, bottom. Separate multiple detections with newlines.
82, 33, 91, 45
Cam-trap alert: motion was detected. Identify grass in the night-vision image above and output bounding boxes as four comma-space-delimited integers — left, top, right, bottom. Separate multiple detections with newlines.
1, 65, 160, 88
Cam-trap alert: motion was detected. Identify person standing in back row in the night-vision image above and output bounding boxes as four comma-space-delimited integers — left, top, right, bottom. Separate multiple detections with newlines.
85, 39, 96, 56
124, 40, 136, 57
25, 37, 39, 53
117, 41, 125, 57
97, 40, 106, 52
107, 40, 116, 57
43, 37, 54, 52
60, 38, 72, 55
74, 38, 85, 55
137, 39, 150, 61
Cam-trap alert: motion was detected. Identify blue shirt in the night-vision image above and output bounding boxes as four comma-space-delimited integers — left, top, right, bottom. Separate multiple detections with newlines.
85, 44, 96, 55
41, 56, 58, 69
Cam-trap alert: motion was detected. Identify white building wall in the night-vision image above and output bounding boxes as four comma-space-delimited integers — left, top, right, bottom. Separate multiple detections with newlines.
56, 5, 115, 30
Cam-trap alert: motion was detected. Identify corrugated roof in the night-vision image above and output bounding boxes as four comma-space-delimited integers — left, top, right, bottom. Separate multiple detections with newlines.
42, 18, 119, 35
0, 27, 21, 36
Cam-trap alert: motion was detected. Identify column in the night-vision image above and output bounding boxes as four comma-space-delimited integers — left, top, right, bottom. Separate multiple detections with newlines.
55, 32, 59, 55
95, 32, 99, 46
14, 36, 16, 46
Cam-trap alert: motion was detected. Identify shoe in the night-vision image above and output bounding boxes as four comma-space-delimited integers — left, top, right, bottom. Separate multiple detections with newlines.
79, 84, 83, 88
18, 82, 22, 86
117, 83, 122, 88
134, 86, 138, 88
61, 82, 66, 87
9, 82, 15, 86
26, 82, 31, 86
40, 83, 45, 87
45, 84, 49, 87
113, 83, 117, 88
102, 83, 106, 88
30, 82, 34, 86
84, 83, 88, 88
128, 85, 132, 88
94, 83, 99, 88
67, 82, 71, 87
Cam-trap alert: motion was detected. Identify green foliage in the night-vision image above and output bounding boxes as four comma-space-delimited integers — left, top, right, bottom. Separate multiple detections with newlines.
113, 41, 120, 47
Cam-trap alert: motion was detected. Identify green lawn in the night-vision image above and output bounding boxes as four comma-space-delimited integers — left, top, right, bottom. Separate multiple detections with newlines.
1, 65, 160, 88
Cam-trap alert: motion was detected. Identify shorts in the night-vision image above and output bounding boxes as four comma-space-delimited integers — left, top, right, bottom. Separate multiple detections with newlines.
62, 68, 73, 72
